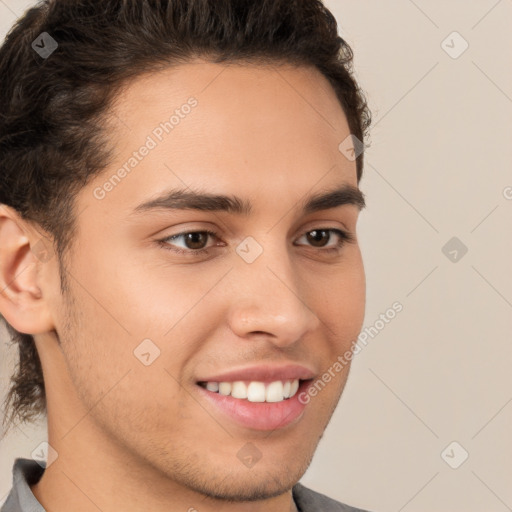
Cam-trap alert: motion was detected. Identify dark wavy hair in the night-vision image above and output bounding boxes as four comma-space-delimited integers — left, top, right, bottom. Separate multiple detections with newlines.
0, 0, 371, 437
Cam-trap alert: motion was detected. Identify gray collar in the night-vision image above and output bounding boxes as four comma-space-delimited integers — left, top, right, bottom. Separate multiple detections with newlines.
1, 458, 46, 512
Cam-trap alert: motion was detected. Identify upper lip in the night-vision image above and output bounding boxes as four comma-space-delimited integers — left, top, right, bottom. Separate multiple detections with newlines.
196, 363, 317, 383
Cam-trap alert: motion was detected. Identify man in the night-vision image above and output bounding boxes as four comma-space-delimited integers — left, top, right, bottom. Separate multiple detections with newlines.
0, 0, 372, 511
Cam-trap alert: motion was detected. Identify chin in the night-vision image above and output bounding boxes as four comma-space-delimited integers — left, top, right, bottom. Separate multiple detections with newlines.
163, 447, 314, 503
189, 470, 298, 502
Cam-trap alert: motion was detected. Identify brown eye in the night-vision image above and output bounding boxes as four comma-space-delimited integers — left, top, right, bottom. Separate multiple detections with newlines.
159, 229, 220, 256
181, 232, 209, 250
305, 230, 331, 248
296, 228, 354, 252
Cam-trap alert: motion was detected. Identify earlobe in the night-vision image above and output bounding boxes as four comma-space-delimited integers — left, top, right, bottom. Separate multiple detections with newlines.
0, 205, 55, 335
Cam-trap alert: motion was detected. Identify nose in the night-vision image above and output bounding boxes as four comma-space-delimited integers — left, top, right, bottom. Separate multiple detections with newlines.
226, 246, 321, 348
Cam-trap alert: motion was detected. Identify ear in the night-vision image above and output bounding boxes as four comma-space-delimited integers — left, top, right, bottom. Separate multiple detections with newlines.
0, 205, 56, 335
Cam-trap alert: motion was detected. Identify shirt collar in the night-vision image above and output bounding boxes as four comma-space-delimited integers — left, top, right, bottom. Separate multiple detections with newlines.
2, 458, 46, 512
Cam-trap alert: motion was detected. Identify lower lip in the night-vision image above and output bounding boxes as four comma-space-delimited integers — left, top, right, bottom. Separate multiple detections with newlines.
196, 380, 312, 431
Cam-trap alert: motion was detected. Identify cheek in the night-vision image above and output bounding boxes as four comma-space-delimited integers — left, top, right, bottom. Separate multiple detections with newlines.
57, 288, 191, 437
97, 243, 232, 342
318, 259, 366, 343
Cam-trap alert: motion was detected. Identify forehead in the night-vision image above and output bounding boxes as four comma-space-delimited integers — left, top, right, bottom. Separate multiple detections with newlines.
108, 58, 351, 155
82, 59, 357, 220
113, 58, 344, 121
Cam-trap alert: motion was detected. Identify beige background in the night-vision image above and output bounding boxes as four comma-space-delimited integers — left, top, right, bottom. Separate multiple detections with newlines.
1, 1, 512, 510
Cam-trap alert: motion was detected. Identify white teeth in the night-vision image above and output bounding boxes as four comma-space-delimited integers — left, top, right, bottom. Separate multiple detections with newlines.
206, 382, 219, 392
231, 381, 248, 399
203, 379, 301, 402
247, 382, 266, 402
218, 382, 232, 396
265, 381, 284, 402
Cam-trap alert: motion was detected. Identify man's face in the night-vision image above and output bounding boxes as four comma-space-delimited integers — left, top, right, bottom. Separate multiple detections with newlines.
43, 61, 366, 500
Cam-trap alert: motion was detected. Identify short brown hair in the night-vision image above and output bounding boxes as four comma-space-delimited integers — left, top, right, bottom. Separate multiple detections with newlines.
0, 0, 371, 436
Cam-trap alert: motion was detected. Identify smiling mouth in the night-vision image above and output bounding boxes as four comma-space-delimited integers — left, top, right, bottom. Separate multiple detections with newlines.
197, 379, 305, 403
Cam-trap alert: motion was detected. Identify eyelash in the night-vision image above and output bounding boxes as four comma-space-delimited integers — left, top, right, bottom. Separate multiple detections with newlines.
157, 228, 355, 257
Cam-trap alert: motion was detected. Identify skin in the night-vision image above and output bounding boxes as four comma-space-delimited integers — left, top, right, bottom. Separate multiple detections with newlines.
0, 60, 366, 512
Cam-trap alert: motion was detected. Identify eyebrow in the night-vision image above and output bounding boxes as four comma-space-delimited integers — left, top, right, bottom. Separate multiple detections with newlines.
131, 183, 365, 216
